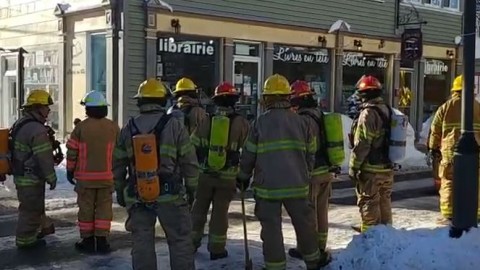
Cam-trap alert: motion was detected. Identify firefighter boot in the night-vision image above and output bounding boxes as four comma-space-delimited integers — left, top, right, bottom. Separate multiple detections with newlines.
37, 224, 55, 239
96, 236, 111, 254
210, 250, 228, 261
75, 236, 95, 253
318, 250, 332, 267
288, 248, 302, 259
17, 239, 47, 251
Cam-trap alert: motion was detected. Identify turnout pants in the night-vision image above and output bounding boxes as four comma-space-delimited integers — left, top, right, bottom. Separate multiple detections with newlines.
125, 198, 195, 270
255, 197, 321, 270
438, 164, 480, 219
16, 185, 46, 247
191, 175, 236, 254
76, 186, 113, 238
355, 171, 394, 232
309, 174, 333, 250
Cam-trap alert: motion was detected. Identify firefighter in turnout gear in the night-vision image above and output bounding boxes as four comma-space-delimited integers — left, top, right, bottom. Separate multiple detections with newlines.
349, 75, 394, 233
190, 82, 249, 260
236, 74, 322, 270
11, 89, 57, 249
66, 90, 120, 253
428, 75, 480, 224
168, 77, 209, 135
287, 80, 332, 266
113, 78, 199, 270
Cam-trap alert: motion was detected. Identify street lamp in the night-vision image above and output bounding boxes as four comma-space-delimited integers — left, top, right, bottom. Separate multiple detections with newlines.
450, 0, 479, 238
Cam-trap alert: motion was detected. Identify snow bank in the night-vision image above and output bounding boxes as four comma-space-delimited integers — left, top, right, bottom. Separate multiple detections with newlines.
328, 226, 480, 270
339, 110, 427, 173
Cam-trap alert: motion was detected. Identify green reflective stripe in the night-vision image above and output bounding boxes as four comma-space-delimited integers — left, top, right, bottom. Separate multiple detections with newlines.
208, 233, 226, 244
123, 187, 180, 205
191, 135, 201, 146
160, 144, 177, 158
361, 223, 371, 232
317, 232, 328, 248
256, 139, 306, 154
303, 249, 320, 262
16, 234, 38, 247
14, 141, 29, 151
361, 163, 392, 173
179, 142, 195, 156
356, 127, 380, 141
349, 159, 362, 170
45, 173, 56, 184
245, 140, 257, 153
113, 147, 128, 159
185, 177, 198, 188
218, 169, 238, 180
32, 143, 51, 154
307, 136, 317, 153
157, 194, 180, 203
312, 166, 329, 176
253, 185, 309, 200
264, 261, 286, 270
14, 176, 41, 187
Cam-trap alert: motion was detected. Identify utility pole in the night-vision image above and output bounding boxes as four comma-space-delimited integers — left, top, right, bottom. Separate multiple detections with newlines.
450, 0, 479, 238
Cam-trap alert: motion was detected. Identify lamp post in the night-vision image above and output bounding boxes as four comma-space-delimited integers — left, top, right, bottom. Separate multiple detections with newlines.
449, 0, 479, 238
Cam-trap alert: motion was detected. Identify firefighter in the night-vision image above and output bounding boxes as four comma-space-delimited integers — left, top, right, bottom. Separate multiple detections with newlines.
190, 82, 249, 260
349, 75, 394, 233
10, 89, 57, 249
428, 75, 480, 225
66, 90, 120, 253
236, 74, 322, 270
168, 77, 209, 135
287, 81, 332, 265
113, 78, 199, 270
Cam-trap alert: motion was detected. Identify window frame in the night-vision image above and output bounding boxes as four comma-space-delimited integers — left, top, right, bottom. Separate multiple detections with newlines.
402, 0, 460, 11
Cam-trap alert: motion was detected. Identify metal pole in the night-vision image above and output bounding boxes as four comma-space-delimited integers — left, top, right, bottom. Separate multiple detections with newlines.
16, 47, 26, 118
450, 0, 479, 238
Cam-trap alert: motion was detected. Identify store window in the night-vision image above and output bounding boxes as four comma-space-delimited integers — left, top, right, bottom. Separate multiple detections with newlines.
341, 52, 389, 114
89, 33, 106, 93
272, 45, 331, 110
423, 59, 450, 121
156, 34, 220, 98
24, 49, 60, 130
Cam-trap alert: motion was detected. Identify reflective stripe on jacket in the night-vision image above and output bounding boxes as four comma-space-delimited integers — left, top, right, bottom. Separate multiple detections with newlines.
238, 101, 316, 200
12, 112, 57, 187
349, 97, 392, 173
191, 106, 250, 181
66, 117, 120, 188
112, 104, 199, 205
428, 92, 480, 164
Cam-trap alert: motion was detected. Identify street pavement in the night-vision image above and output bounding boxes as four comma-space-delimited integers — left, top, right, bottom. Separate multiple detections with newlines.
0, 175, 439, 269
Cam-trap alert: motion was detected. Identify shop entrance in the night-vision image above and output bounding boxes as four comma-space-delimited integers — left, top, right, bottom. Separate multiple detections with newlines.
233, 56, 261, 118
398, 69, 414, 123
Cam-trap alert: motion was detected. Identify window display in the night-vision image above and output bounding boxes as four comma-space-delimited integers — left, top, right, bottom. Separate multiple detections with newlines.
423, 59, 451, 121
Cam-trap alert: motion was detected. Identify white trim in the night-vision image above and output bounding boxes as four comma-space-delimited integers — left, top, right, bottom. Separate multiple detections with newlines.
400, 1, 461, 15
232, 51, 263, 115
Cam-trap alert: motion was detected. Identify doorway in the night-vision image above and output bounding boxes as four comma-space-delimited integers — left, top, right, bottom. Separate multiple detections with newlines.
398, 69, 414, 123
233, 56, 261, 118
1, 74, 17, 128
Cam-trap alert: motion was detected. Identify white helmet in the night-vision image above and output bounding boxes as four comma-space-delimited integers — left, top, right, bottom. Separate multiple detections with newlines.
80, 90, 109, 107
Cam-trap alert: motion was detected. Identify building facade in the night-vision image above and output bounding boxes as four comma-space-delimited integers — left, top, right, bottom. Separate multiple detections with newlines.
0, 0, 463, 138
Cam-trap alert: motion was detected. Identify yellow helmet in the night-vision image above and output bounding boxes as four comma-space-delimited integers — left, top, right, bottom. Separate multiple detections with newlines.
263, 74, 291, 95
133, 78, 167, 99
451, 75, 463, 92
173, 77, 197, 94
22, 89, 53, 107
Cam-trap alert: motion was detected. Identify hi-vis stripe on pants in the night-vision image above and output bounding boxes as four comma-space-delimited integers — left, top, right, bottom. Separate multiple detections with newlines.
76, 186, 113, 238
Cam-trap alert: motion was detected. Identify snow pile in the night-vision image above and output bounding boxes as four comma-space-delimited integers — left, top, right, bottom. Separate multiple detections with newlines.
328, 226, 480, 270
339, 110, 427, 173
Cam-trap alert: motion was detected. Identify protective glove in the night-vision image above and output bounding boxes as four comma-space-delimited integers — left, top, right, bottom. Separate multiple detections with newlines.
348, 168, 360, 182
236, 177, 250, 192
66, 171, 76, 186
49, 181, 57, 190
116, 189, 126, 207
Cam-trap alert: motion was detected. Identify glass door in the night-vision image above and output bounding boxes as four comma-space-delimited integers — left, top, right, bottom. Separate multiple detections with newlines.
233, 56, 260, 119
1, 75, 17, 128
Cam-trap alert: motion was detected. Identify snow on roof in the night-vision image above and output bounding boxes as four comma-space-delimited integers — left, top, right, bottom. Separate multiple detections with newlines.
54, 0, 103, 15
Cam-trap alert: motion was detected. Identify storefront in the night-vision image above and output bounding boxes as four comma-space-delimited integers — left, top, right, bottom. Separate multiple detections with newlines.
340, 52, 390, 114
156, 34, 221, 98
272, 44, 332, 110
422, 59, 452, 121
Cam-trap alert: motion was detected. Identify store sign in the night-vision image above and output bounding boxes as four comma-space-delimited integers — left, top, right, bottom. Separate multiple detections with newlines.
424, 59, 449, 75
273, 46, 329, 64
158, 37, 215, 56
401, 28, 423, 61
342, 53, 388, 69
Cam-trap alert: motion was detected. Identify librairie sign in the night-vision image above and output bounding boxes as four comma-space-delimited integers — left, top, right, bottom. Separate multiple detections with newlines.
158, 37, 215, 55
273, 46, 330, 64
424, 59, 448, 75
343, 52, 388, 69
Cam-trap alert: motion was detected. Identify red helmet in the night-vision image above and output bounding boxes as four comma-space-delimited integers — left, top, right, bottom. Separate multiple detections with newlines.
213, 82, 239, 98
290, 80, 314, 99
356, 75, 382, 92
